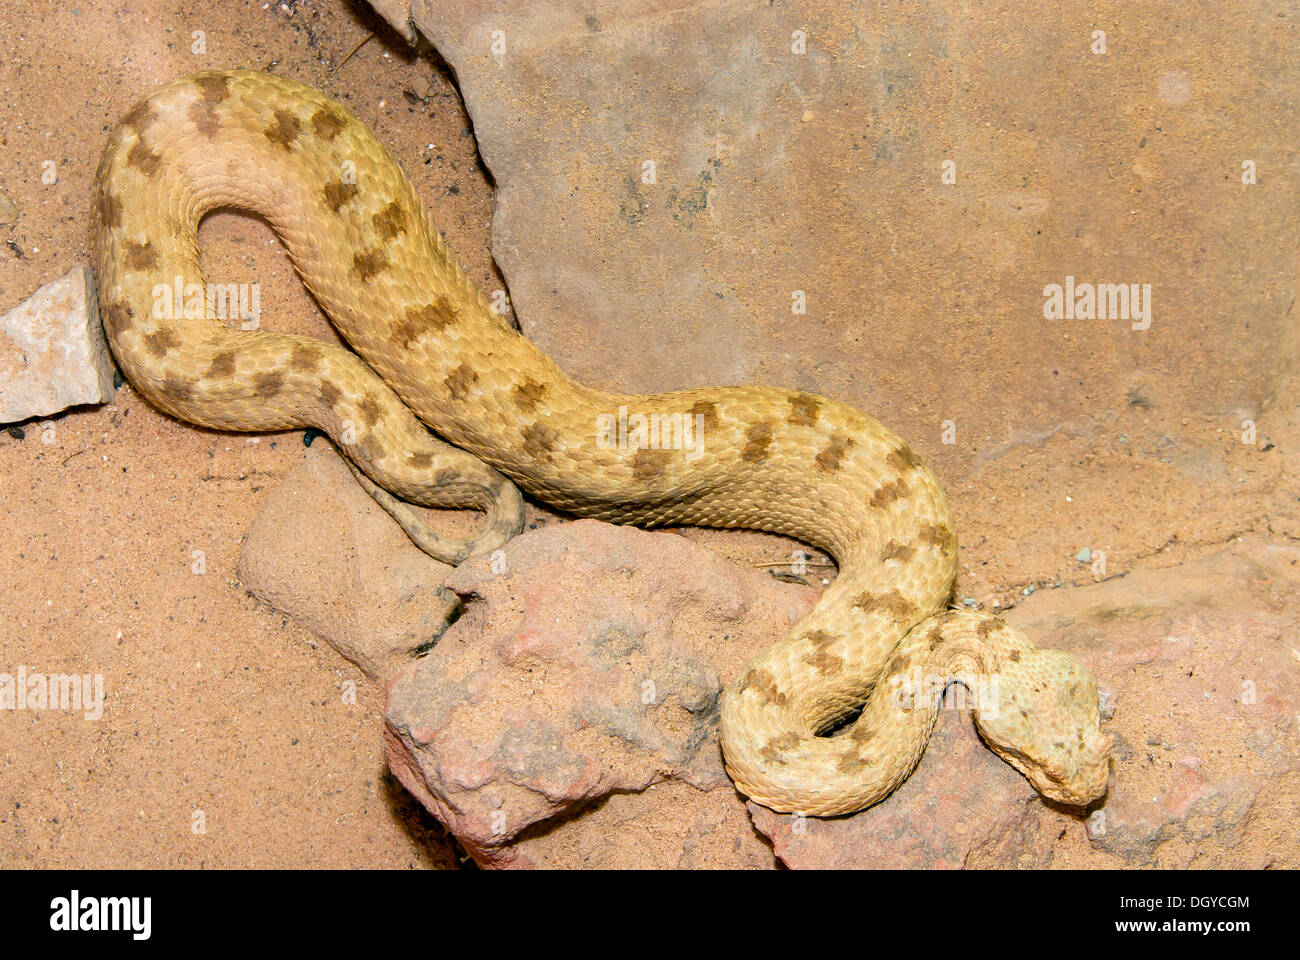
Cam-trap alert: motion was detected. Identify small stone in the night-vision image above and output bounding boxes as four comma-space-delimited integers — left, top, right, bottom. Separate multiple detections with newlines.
0, 265, 115, 424
238, 443, 461, 682
0, 193, 18, 226
1076, 547, 1092, 563
384, 519, 817, 868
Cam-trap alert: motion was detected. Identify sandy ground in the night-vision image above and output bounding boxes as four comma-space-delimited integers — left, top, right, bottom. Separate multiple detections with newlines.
0, 0, 1294, 867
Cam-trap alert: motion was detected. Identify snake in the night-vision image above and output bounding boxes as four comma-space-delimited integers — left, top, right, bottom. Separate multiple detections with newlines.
93, 69, 1113, 817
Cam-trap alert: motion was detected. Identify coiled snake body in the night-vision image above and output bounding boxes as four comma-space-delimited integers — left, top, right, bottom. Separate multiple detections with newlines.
94, 70, 1112, 816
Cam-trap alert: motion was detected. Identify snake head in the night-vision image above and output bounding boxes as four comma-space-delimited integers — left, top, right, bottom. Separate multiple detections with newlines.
973, 649, 1114, 806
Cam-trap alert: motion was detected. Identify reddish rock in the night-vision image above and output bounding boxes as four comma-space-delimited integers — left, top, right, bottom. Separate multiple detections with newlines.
384, 519, 817, 867
1012, 541, 1300, 869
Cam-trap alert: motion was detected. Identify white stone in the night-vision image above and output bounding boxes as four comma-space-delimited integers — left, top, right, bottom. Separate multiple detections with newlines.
0, 264, 115, 424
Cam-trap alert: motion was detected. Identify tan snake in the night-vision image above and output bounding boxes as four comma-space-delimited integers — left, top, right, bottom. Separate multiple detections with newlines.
93, 70, 1113, 817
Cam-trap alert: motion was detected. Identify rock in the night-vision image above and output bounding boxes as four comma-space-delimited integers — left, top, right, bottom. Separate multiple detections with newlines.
0, 265, 114, 424
238, 442, 461, 682
383, 519, 817, 868
0, 193, 17, 226
1009, 540, 1300, 869
749, 538, 1300, 868
370, 0, 1300, 479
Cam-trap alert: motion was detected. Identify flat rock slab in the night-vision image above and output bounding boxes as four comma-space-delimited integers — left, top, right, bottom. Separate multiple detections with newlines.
0, 264, 114, 424
384, 518, 817, 867
751, 539, 1300, 868
239, 442, 460, 682
372, 0, 1300, 475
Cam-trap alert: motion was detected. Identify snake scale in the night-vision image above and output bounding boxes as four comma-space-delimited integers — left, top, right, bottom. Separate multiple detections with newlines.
93, 69, 1113, 816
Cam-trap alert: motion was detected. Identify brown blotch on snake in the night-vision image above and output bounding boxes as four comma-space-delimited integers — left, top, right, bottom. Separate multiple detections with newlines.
836, 751, 866, 775
143, 329, 180, 359
881, 539, 917, 563
352, 249, 388, 281
265, 109, 303, 150
397, 301, 458, 346
759, 744, 789, 766
253, 371, 285, 398
122, 240, 157, 270
289, 345, 321, 372
521, 422, 559, 460
760, 732, 802, 765
690, 399, 720, 429
815, 433, 854, 472
371, 201, 407, 240
802, 629, 837, 650
444, 363, 478, 401
102, 300, 135, 335
206, 351, 238, 379
803, 648, 844, 675
121, 100, 156, 135
161, 375, 196, 402
852, 589, 914, 618
513, 380, 546, 412
318, 381, 342, 408
631, 449, 671, 481
357, 394, 382, 427
310, 107, 347, 140
189, 101, 221, 139
98, 191, 123, 230
194, 73, 231, 105
787, 393, 822, 427
126, 139, 162, 176
323, 180, 358, 212
869, 477, 910, 508
886, 442, 922, 473
358, 434, 386, 462
741, 668, 790, 707
741, 421, 775, 462
917, 522, 956, 552
189, 74, 231, 138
